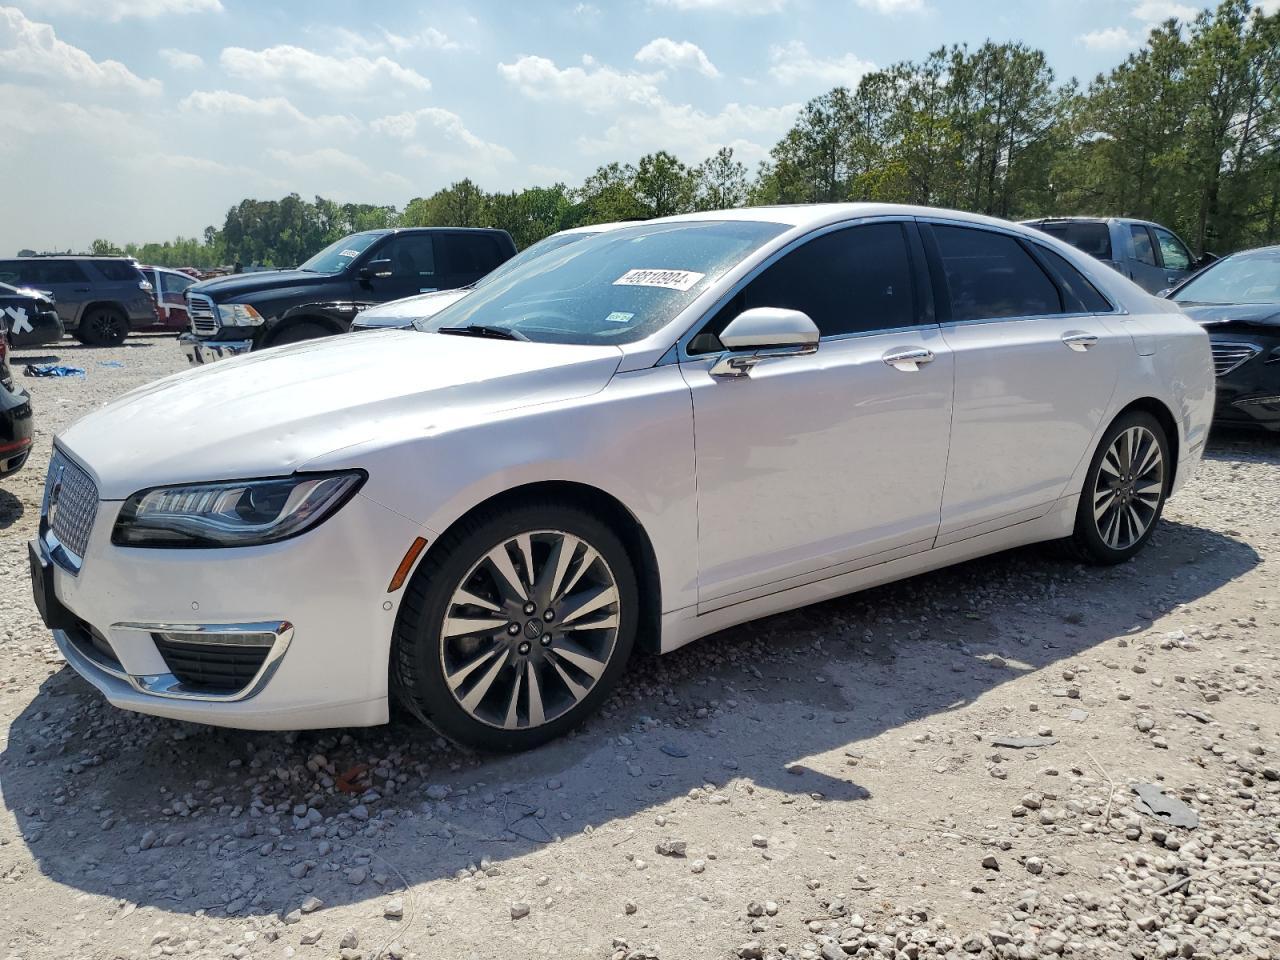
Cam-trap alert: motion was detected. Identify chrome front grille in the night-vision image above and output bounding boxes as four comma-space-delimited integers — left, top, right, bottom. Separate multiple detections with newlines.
1211, 341, 1261, 377
186, 293, 218, 335
44, 450, 99, 561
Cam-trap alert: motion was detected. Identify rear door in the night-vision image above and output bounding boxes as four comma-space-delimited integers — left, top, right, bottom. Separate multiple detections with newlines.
439, 232, 509, 290
923, 221, 1125, 543
30, 260, 92, 325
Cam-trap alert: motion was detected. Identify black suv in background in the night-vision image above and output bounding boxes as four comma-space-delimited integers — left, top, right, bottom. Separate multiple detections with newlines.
181, 227, 517, 363
0, 257, 156, 346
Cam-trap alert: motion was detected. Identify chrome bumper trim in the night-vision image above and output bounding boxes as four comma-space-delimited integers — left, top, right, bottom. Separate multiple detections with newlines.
57, 619, 293, 702
180, 333, 253, 366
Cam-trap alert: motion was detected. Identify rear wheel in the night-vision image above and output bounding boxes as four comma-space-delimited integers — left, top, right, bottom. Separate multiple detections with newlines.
392, 501, 638, 751
76, 307, 128, 346
1068, 410, 1170, 565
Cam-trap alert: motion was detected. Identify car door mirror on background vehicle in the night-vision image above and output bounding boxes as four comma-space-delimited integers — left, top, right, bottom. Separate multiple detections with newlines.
1194, 253, 1219, 271
360, 259, 393, 280
711, 307, 819, 378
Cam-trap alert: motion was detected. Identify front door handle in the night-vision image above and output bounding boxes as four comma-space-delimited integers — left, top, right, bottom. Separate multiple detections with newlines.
1061, 332, 1098, 352
882, 347, 934, 372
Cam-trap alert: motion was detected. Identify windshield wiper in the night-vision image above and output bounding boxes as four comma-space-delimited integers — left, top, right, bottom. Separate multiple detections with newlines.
437, 324, 528, 342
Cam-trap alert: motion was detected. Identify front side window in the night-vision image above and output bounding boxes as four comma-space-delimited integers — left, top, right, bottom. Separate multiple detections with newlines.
377, 234, 436, 278
27, 260, 90, 284
1152, 227, 1192, 271
695, 222, 917, 349
1130, 225, 1158, 266
298, 232, 384, 274
1172, 251, 1280, 305
161, 271, 194, 296
932, 225, 1061, 321
416, 220, 787, 345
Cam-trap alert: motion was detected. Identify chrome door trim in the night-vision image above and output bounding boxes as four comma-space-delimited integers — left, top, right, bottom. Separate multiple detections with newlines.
882, 347, 935, 371
709, 341, 819, 378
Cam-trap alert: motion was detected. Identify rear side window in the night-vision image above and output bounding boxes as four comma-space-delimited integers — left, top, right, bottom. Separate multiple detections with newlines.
932, 225, 1062, 321
1032, 221, 1112, 260
1129, 225, 1158, 266
90, 260, 143, 282
446, 233, 506, 275
1031, 245, 1113, 313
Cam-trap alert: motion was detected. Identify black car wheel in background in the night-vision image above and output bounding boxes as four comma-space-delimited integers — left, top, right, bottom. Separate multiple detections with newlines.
1169, 245, 1280, 433
0, 320, 34, 477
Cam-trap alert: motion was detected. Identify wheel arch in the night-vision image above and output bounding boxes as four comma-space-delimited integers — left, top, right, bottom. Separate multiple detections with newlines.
263, 314, 344, 346
408, 479, 664, 656
77, 300, 128, 325
1110, 396, 1181, 491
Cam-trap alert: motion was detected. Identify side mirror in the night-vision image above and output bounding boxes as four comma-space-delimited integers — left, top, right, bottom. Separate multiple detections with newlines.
1157, 287, 1174, 299
1193, 252, 1218, 271
360, 259, 393, 280
711, 307, 819, 378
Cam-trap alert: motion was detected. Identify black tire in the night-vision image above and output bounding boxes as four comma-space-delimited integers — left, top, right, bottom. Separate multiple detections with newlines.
391, 500, 639, 752
268, 322, 329, 347
1067, 410, 1171, 565
77, 307, 128, 346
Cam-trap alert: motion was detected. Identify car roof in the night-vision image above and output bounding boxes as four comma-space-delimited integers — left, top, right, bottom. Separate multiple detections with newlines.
556, 221, 637, 236
656, 203, 1065, 233
7, 255, 137, 261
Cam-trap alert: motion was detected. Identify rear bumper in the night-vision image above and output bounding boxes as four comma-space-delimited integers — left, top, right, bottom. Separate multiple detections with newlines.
7, 309, 63, 348
180, 333, 253, 365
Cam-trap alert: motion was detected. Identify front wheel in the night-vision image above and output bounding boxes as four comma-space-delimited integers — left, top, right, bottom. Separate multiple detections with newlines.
1068, 410, 1170, 565
391, 501, 638, 751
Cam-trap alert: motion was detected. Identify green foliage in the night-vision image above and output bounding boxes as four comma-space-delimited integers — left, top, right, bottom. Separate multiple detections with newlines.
75, 0, 1280, 268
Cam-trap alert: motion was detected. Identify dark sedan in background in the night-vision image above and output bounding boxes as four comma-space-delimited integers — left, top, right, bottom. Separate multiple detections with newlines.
1169, 245, 1280, 432
0, 281, 63, 348
0, 315, 34, 476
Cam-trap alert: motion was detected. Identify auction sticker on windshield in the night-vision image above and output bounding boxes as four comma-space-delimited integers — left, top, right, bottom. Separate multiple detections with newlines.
338, 249, 361, 258
613, 269, 705, 291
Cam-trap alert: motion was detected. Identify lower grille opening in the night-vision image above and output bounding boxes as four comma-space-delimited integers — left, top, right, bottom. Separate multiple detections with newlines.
153, 637, 271, 693
67, 618, 122, 669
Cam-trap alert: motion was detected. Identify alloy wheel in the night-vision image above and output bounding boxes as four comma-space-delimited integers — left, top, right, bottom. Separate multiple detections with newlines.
438, 529, 621, 730
1091, 425, 1164, 551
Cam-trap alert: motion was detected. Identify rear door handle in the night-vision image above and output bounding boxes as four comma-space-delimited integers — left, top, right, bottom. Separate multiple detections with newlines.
1062, 332, 1098, 352
882, 347, 934, 372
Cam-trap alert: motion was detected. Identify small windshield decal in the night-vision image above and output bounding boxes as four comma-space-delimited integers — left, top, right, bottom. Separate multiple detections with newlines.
613, 269, 705, 292
338, 249, 361, 258
604, 311, 635, 323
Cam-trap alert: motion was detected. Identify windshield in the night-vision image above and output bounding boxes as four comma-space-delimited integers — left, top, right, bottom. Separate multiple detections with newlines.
469, 231, 597, 291
414, 220, 787, 344
298, 232, 385, 274
1173, 251, 1280, 305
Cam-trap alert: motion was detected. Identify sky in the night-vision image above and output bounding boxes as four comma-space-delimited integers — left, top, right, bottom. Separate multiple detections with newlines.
0, 0, 1268, 254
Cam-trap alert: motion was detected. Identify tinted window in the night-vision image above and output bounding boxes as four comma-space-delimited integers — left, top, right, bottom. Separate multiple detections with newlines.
446, 234, 505, 275
378, 234, 436, 278
1152, 226, 1191, 271
1129, 225, 1158, 266
932, 225, 1061, 321
1031, 245, 1113, 313
91, 260, 142, 282
1032, 221, 1112, 260
20, 260, 89, 284
0, 262, 22, 284
727, 223, 916, 339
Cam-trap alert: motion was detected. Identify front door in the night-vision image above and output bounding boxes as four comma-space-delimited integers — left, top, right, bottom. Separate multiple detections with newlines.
922, 221, 1125, 542
362, 234, 440, 302
681, 220, 954, 610
1151, 225, 1194, 291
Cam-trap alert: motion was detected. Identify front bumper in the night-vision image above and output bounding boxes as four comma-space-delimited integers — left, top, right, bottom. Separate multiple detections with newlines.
29, 476, 427, 730
1211, 337, 1280, 431
0, 381, 33, 476
180, 333, 254, 365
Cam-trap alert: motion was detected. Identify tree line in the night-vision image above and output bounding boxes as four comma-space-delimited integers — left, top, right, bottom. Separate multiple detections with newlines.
87, 0, 1278, 268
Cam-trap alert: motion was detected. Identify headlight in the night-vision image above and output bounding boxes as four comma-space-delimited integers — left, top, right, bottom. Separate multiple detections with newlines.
218, 303, 265, 327
112, 472, 365, 548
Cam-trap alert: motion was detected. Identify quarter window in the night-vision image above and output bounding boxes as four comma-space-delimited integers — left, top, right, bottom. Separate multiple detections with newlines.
1031, 246, 1113, 313
931, 225, 1061, 321
1152, 226, 1192, 271
1129, 225, 1158, 267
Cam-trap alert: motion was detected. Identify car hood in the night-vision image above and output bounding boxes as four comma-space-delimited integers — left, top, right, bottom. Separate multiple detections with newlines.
58, 330, 624, 499
355, 288, 470, 327
1180, 302, 1280, 329
189, 270, 333, 301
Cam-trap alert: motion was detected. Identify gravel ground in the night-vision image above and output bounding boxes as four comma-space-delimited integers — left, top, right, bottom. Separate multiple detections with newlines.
2, 335, 1280, 960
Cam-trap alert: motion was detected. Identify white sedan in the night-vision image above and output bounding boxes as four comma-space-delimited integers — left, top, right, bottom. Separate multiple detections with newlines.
29, 204, 1213, 751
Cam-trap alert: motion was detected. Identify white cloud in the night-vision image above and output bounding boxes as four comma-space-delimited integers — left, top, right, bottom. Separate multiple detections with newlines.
498, 54, 662, 112
1131, 0, 1199, 23
648, 0, 787, 12
371, 107, 515, 162
159, 47, 203, 69
18, 0, 221, 18
1079, 26, 1139, 50
768, 40, 874, 88
855, 0, 924, 12
634, 37, 720, 78
220, 44, 430, 94
179, 90, 361, 136
0, 7, 161, 95
329, 25, 458, 56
